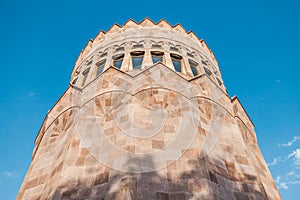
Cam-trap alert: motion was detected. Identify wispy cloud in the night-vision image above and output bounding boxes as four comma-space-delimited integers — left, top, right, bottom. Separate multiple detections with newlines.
271, 149, 300, 190
28, 92, 35, 96
291, 149, 300, 165
278, 182, 288, 189
267, 156, 289, 166
275, 176, 288, 189
272, 136, 300, 190
275, 172, 300, 190
2, 171, 19, 179
268, 148, 300, 166
278, 135, 300, 147
289, 180, 300, 185
267, 158, 280, 166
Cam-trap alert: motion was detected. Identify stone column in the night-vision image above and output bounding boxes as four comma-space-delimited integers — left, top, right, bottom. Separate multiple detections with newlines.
86, 57, 98, 82
142, 49, 153, 69
181, 49, 188, 74
162, 43, 174, 70
122, 43, 131, 71
104, 47, 114, 70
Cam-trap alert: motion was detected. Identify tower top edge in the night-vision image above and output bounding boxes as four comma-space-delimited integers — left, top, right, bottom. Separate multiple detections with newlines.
74, 18, 217, 69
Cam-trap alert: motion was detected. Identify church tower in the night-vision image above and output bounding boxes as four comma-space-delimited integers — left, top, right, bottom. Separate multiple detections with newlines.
17, 18, 281, 200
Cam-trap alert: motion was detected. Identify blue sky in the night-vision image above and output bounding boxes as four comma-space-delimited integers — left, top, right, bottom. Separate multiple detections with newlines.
0, 0, 299, 199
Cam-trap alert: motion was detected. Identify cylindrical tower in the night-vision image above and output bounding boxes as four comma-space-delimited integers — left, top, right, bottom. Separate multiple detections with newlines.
17, 18, 280, 200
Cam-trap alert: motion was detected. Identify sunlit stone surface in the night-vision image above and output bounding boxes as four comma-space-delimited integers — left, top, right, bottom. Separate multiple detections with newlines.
17, 19, 281, 200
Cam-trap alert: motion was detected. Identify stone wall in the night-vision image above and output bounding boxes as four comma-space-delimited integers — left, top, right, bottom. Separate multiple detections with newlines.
17, 64, 281, 199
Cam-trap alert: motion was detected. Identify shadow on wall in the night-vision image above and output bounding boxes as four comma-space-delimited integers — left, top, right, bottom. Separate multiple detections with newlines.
50, 151, 267, 200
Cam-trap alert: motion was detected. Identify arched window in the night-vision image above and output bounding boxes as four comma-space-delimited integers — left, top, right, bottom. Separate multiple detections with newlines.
112, 54, 124, 69
216, 77, 222, 86
131, 51, 145, 69
81, 68, 90, 87
189, 60, 199, 76
71, 77, 78, 85
170, 53, 182, 72
151, 44, 162, 49
204, 67, 212, 76
151, 51, 164, 64
96, 59, 106, 76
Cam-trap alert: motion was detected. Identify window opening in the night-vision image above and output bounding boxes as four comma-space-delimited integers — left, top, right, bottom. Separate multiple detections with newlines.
131, 51, 145, 69
99, 52, 107, 58
133, 44, 144, 49
115, 47, 124, 52
189, 60, 199, 76
72, 77, 78, 85
112, 54, 124, 69
204, 67, 212, 76
171, 53, 182, 72
151, 44, 162, 49
81, 68, 90, 86
216, 77, 222, 86
151, 51, 164, 64
96, 60, 106, 76
170, 47, 179, 52
187, 52, 194, 58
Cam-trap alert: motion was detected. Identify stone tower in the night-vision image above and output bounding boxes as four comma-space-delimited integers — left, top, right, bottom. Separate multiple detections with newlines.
17, 18, 281, 200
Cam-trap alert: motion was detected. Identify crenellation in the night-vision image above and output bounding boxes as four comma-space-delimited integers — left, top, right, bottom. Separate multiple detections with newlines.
17, 18, 280, 200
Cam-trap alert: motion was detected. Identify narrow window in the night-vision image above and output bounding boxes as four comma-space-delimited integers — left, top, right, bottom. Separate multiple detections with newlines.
112, 54, 124, 69
99, 52, 107, 58
204, 67, 212, 76
87, 60, 93, 66
131, 51, 144, 69
72, 77, 78, 85
216, 77, 222, 86
81, 68, 90, 86
133, 44, 144, 49
75, 70, 80, 76
171, 53, 182, 72
189, 60, 199, 76
170, 47, 179, 52
115, 47, 124, 52
201, 60, 208, 66
187, 52, 194, 58
151, 44, 162, 49
151, 51, 164, 64
96, 59, 106, 76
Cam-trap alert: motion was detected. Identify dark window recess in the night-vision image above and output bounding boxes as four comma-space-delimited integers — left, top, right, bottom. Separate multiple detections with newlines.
171, 53, 182, 72
97, 66, 104, 75
99, 52, 107, 58
115, 47, 124, 52
191, 67, 198, 76
113, 54, 124, 69
96, 60, 106, 76
133, 44, 144, 49
151, 51, 164, 64
83, 68, 90, 74
131, 51, 145, 69
72, 77, 78, 85
152, 44, 162, 49
201, 60, 208, 66
81, 68, 90, 86
189, 60, 198, 67
87, 60, 93, 66
204, 67, 212, 76
189, 60, 199, 76
170, 47, 179, 52
187, 52, 194, 58
216, 78, 222, 86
